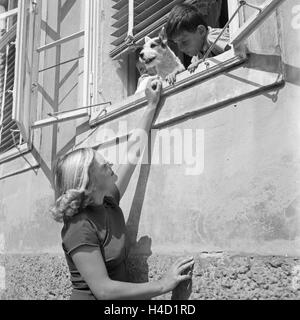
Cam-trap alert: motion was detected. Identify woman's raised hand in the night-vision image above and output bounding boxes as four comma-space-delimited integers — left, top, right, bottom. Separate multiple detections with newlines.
160, 256, 194, 293
145, 76, 162, 106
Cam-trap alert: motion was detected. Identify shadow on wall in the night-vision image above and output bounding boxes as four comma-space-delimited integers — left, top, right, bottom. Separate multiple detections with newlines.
125, 163, 152, 285
124, 134, 193, 300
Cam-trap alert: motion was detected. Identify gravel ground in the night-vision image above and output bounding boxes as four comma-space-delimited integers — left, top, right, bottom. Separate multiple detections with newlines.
1, 253, 300, 300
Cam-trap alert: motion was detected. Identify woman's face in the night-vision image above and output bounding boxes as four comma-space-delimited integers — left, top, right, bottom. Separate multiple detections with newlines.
89, 152, 118, 192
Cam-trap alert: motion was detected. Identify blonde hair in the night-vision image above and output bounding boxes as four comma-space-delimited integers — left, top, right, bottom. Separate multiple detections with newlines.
51, 148, 96, 223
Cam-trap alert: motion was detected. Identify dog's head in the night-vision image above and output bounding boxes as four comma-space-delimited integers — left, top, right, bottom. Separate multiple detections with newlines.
139, 27, 168, 68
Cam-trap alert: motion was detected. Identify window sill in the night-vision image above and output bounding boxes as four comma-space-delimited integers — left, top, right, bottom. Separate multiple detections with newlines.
89, 50, 247, 127
0, 143, 31, 164
0, 143, 40, 180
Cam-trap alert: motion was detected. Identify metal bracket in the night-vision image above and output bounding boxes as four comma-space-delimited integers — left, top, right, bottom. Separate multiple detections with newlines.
125, 34, 135, 46
31, 0, 38, 13
46, 101, 112, 118
10, 129, 39, 174
98, 106, 108, 118
31, 82, 37, 93
124, 34, 137, 53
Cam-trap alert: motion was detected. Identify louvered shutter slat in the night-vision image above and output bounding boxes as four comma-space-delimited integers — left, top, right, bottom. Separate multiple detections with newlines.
110, 13, 171, 55
134, 0, 172, 24
110, 0, 185, 58
0, 26, 20, 153
2, 94, 13, 106
2, 120, 18, 134
112, 0, 170, 36
112, 0, 129, 11
134, 0, 182, 34
0, 133, 19, 152
0, 126, 19, 146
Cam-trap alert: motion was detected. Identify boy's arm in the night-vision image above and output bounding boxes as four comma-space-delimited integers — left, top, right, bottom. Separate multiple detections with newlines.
187, 55, 203, 73
188, 28, 231, 73
208, 27, 231, 54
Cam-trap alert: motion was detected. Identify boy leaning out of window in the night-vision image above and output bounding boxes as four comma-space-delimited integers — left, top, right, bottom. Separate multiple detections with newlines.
165, 3, 231, 73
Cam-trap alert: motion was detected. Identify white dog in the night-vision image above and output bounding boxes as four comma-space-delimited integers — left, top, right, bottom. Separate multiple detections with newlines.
136, 28, 185, 93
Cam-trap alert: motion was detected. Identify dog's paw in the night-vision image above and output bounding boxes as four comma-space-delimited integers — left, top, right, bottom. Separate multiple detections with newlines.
188, 61, 202, 73
165, 72, 177, 85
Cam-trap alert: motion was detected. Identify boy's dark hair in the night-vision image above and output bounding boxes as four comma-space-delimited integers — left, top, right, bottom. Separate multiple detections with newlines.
165, 3, 208, 39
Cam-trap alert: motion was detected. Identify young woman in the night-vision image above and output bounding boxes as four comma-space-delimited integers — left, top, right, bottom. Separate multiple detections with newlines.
51, 77, 194, 300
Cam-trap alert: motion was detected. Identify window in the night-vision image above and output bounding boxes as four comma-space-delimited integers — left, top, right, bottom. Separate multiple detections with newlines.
0, 0, 25, 159
0, 0, 97, 169
110, 0, 233, 95
31, 0, 101, 130
1, 0, 94, 154
89, 0, 287, 127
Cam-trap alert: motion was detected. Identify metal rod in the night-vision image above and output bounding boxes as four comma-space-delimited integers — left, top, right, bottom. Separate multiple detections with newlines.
244, 2, 262, 12
47, 101, 112, 117
0, 8, 18, 21
125, 0, 134, 45
203, 1, 246, 62
38, 55, 84, 73
36, 30, 85, 53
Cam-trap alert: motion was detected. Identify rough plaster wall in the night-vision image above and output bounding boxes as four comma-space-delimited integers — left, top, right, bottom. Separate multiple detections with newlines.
0, 170, 60, 253
1, 253, 300, 300
81, 82, 300, 257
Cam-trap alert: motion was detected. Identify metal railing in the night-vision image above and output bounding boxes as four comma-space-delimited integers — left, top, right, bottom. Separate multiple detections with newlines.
202, 0, 262, 63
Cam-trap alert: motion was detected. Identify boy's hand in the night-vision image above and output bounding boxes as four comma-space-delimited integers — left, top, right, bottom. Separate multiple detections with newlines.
145, 76, 162, 106
188, 59, 202, 73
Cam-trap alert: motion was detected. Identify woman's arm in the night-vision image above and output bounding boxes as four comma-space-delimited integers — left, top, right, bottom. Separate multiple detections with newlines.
71, 245, 194, 300
113, 77, 162, 201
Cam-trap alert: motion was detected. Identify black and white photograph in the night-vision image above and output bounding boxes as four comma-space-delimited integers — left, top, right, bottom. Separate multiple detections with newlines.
0, 0, 300, 305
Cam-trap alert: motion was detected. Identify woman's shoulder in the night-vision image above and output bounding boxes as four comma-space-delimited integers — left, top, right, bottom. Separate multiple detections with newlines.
61, 213, 102, 255
62, 211, 94, 233
62, 208, 104, 235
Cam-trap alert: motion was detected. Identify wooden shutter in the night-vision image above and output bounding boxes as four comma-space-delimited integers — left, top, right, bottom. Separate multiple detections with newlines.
110, 0, 185, 59
12, 0, 36, 143
0, 27, 21, 154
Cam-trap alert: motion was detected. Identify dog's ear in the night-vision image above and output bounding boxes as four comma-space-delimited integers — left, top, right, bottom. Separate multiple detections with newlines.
159, 27, 168, 47
145, 36, 151, 43
159, 27, 167, 41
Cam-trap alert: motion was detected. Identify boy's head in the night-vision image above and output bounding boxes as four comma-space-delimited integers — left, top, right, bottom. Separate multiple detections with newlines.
165, 3, 208, 57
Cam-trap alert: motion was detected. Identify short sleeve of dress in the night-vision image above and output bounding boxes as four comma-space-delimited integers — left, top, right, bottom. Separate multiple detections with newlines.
63, 218, 101, 255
